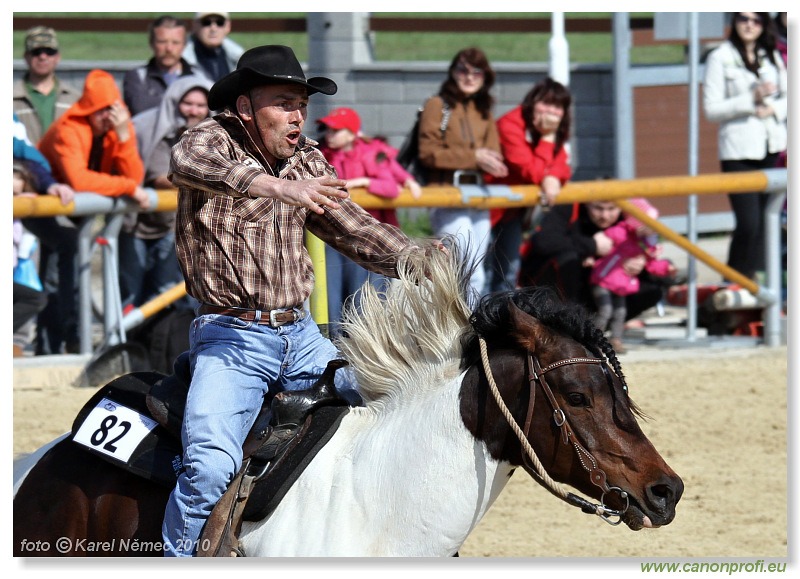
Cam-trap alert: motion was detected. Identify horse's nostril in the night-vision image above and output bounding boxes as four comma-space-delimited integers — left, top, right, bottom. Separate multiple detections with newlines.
647, 476, 684, 510
650, 484, 671, 504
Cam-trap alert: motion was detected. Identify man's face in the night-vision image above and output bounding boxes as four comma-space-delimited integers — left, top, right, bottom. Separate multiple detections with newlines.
88, 106, 113, 137
586, 201, 621, 229
193, 15, 230, 49
25, 47, 60, 77
151, 25, 186, 71
244, 84, 309, 166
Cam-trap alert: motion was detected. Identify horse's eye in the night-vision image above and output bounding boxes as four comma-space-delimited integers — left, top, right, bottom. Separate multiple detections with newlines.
567, 392, 590, 407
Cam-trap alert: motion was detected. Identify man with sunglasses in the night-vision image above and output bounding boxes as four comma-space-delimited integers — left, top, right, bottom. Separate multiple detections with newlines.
13, 26, 80, 145
182, 11, 244, 83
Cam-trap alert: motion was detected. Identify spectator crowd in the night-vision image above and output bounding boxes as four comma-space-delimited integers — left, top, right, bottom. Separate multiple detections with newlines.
12, 12, 788, 359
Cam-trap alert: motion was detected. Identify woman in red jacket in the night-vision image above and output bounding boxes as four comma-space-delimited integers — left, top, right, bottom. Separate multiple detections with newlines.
485, 77, 572, 292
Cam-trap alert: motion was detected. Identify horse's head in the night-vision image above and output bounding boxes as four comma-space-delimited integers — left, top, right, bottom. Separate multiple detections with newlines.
459, 287, 683, 531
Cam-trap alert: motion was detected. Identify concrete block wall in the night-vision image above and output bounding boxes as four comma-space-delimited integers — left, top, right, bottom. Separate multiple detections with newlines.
314, 61, 616, 182
13, 59, 615, 182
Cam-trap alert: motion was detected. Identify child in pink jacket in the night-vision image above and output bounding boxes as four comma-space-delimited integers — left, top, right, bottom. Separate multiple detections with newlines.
317, 107, 422, 334
589, 198, 675, 352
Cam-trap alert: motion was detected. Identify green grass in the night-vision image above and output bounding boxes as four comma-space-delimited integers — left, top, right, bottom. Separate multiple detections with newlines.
13, 12, 685, 64
397, 209, 434, 238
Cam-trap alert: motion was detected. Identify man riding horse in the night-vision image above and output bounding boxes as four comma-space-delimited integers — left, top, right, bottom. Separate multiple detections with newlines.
164, 44, 434, 556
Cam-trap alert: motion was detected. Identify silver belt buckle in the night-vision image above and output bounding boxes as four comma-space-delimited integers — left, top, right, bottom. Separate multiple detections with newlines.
270, 307, 304, 327
269, 309, 282, 327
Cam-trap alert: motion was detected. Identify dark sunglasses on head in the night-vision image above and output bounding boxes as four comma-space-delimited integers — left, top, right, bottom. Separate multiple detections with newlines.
30, 47, 58, 57
735, 15, 763, 26
200, 16, 226, 27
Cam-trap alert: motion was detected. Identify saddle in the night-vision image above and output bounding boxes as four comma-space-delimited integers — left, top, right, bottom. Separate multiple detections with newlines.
70, 354, 353, 557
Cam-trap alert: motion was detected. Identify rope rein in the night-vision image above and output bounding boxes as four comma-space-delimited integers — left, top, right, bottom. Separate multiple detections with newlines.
477, 336, 629, 524
478, 337, 569, 501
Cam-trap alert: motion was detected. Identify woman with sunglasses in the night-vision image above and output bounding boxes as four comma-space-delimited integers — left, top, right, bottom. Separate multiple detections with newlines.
418, 47, 508, 299
703, 12, 787, 282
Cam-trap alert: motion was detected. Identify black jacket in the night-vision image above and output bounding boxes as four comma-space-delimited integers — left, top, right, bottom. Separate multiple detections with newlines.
123, 58, 196, 117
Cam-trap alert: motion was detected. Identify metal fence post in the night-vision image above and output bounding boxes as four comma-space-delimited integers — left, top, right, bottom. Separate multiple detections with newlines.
763, 189, 787, 347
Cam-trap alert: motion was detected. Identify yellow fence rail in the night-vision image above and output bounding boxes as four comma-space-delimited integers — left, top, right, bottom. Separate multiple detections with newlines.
13, 170, 786, 350
12, 171, 775, 219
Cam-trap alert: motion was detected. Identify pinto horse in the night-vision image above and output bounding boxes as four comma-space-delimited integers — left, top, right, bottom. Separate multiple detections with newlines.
13, 246, 682, 556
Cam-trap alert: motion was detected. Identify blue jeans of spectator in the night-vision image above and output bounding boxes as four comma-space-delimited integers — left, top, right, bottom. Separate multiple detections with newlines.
161, 311, 358, 556
325, 245, 370, 335
485, 216, 523, 293
118, 231, 183, 308
430, 207, 491, 300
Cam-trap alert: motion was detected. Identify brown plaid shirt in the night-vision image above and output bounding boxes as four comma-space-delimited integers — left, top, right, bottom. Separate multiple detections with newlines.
171, 112, 416, 311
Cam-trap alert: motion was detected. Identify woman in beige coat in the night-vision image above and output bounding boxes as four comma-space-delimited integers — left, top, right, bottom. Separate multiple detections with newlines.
418, 47, 508, 298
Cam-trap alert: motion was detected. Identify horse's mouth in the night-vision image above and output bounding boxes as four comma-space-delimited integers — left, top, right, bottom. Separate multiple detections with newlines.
622, 503, 654, 531
620, 496, 672, 531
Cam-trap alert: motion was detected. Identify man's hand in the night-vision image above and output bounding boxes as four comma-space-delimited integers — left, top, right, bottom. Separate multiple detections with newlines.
249, 174, 350, 215
109, 101, 132, 143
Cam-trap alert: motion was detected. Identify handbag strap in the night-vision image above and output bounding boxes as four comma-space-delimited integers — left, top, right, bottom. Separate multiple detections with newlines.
440, 104, 451, 134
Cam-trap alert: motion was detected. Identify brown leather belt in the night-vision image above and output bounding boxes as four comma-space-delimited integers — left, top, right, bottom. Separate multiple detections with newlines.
198, 304, 305, 327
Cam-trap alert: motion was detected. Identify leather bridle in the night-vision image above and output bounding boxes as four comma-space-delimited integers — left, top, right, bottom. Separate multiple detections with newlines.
478, 337, 629, 525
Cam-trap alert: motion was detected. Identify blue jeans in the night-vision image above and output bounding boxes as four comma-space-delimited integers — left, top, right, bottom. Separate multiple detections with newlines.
324, 244, 369, 334
430, 207, 491, 299
118, 231, 184, 308
161, 312, 358, 556
485, 216, 523, 293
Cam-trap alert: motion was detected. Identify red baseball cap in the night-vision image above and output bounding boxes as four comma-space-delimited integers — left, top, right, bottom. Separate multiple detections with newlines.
317, 107, 361, 134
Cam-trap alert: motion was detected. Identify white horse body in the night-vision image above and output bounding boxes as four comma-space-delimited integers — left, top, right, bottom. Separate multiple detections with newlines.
240, 370, 515, 556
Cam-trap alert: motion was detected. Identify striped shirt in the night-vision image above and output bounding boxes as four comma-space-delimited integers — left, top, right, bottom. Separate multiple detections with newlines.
171, 112, 416, 311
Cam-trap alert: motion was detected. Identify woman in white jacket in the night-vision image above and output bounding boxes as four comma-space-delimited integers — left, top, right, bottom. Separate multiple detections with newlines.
703, 12, 787, 280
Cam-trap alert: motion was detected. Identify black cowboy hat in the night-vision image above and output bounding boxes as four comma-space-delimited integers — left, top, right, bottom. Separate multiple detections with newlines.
208, 45, 337, 110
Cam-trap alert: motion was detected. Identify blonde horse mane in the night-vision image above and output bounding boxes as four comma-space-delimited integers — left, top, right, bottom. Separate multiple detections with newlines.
334, 243, 473, 406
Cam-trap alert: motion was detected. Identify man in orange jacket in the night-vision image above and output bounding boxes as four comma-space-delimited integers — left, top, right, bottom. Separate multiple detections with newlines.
37, 70, 149, 355
39, 69, 149, 205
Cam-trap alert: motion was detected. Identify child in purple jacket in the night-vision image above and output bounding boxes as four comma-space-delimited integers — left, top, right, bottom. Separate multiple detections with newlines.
589, 197, 675, 352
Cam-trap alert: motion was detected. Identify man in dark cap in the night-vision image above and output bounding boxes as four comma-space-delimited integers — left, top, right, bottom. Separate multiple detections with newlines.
162, 45, 430, 556
13, 26, 80, 144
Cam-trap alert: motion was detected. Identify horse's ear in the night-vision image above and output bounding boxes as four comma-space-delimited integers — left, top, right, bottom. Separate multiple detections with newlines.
508, 301, 550, 354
